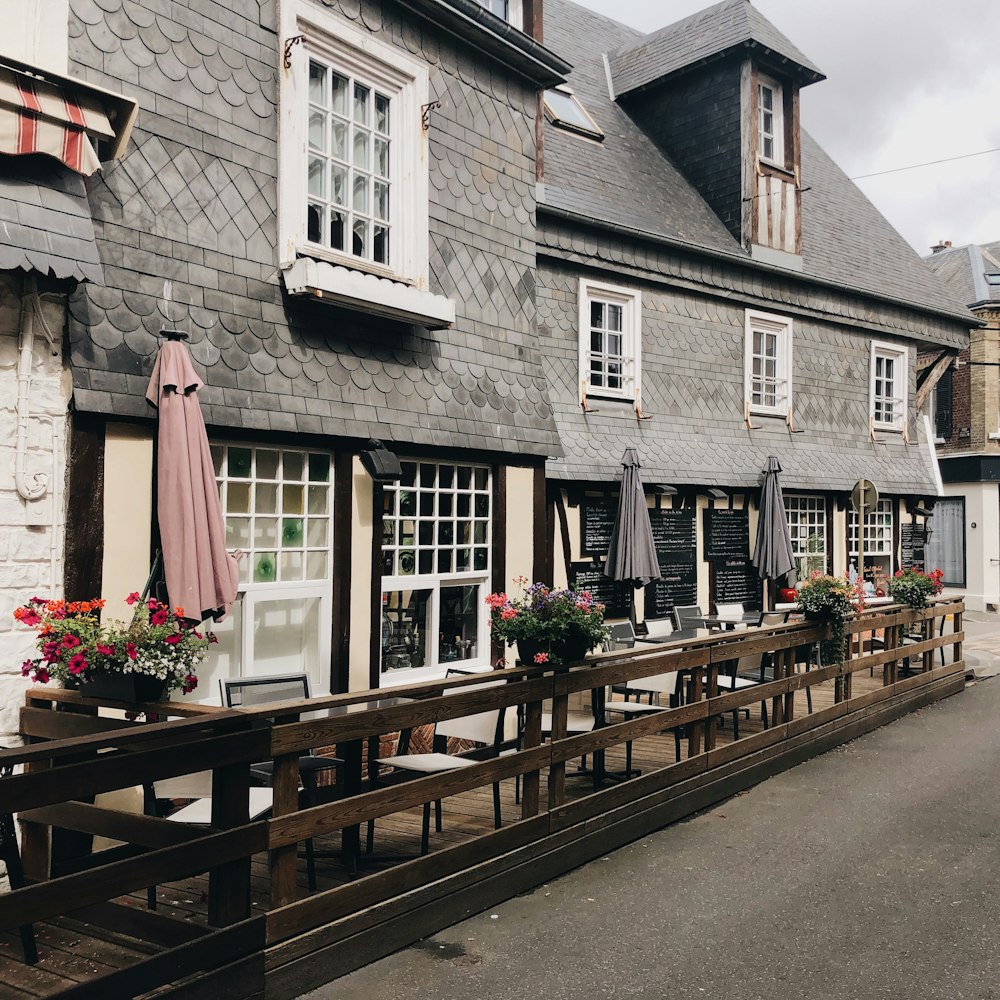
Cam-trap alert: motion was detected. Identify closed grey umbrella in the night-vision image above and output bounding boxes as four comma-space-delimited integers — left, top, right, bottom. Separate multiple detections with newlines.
604, 448, 661, 588
753, 455, 795, 583
146, 332, 239, 623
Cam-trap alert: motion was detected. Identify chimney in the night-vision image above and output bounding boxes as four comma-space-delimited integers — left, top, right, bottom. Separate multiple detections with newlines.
930, 240, 953, 254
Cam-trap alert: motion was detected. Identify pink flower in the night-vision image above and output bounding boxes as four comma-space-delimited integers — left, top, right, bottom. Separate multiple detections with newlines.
21, 659, 34, 677
126, 592, 141, 606
15, 609, 41, 627
96, 643, 115, 656
164, 633, 183, 645
182, 673, 198, 694
151, 609, 169, 626
500, 608, 518, 621
125, 642, 138, 660
533, 652, 549, 664
61, 634, 81, 649
34, 666, 50, 684
485, 592, 508, 609
148, 599, 159, 611
42, 641, 60, 661
68, 653, 89, 675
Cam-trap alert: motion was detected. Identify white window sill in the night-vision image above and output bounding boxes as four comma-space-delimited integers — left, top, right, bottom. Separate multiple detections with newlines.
282, 257, 455, 330
988, 432, 1000, 441
873, 423, 904, 434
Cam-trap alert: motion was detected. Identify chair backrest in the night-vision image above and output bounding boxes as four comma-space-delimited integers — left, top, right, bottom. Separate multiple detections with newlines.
607, 621, 636, 650
221, 673, 311, 708
761, 611, 788, 627
715, 603, 744, 620
643, 617, 673, 636
437, 673, 506, 746
672, 605, 703, 630
625, 670, 679, 697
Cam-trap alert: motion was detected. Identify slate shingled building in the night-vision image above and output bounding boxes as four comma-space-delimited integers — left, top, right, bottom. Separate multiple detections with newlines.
0, 0, 977, 723
534, 0, 974, 612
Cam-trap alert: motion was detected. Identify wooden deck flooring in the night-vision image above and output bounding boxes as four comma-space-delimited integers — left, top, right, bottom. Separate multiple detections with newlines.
0, 666, 919, 999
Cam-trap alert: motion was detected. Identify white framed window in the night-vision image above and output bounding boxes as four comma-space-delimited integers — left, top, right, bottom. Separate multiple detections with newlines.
278, 3, 453, 326
198, 444, 334, 700
849, 497, 894, 567
870, 342, 907, 431
758, 76, 784, 166
475, 0, 523, 27
745, 310, 792, 415
579, 279, 641, 402
785, 495, 827, 578
380, 460, 492, 681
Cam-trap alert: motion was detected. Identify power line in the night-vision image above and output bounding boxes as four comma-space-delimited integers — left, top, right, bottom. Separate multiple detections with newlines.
850, 146, 1000, 181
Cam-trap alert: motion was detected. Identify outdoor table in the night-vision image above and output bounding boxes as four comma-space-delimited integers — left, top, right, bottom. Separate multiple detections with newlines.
302, 696, 415, 874
696, 614, 763, 630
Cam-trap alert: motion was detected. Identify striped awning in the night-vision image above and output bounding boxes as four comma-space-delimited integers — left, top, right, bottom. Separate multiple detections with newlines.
0, 63, 134, 175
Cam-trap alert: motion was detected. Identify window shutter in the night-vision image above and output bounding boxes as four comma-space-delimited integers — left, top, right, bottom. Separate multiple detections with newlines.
935, 367, 953, 439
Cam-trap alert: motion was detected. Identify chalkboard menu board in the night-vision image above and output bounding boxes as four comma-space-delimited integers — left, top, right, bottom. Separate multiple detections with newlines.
713, 559, 760, 606
644, 509, 698, 619
703, 508, 750, 560
570, 564, 631, 619
900, 524, 926, 570
581, 498, 617, 556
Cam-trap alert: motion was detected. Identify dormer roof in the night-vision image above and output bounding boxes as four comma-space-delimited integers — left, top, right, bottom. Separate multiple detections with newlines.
609, 0, 825, 98
923, 241, 1000, 309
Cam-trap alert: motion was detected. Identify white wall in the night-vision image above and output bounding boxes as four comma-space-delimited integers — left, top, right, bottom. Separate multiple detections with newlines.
0, 0, 68, 73
0, 275, 71, 745
937, 482, 999, 613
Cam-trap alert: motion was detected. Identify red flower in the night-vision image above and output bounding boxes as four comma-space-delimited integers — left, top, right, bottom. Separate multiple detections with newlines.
164, 633, 183, 645
182, 673, 199, 695
14, 608, 41, 627
42, 641, 60, 661
125, 642, 139, 660
34, 667, 50, 684
21, 659, 34, 677
208, 633, 219, 644
68, 653, 89, 675
151, 609, 169, 626
500, 608, 518, 621
125, 592, 141, 606
96, 644, 116, 656
61, 634, 81, 649
533, 652, 549, 664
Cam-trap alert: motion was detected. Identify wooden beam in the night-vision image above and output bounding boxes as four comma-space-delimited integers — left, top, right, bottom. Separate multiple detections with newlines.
915, 352, 956, 410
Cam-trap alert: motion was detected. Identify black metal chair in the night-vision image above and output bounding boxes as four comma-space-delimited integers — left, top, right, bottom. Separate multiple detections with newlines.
672, 605, 704, 631
1, 762, 38, 965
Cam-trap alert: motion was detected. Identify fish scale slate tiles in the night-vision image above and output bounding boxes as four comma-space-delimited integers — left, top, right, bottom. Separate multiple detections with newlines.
65, 0, 562, 459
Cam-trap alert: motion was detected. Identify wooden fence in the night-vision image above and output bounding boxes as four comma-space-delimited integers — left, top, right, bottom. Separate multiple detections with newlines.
0, 600, 965, 998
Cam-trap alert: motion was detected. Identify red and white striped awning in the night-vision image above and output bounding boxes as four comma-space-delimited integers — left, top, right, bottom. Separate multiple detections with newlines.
0, 63, 135, 175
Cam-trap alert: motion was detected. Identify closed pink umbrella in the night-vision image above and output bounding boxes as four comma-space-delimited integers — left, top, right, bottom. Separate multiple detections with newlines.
146, 332, 238, 622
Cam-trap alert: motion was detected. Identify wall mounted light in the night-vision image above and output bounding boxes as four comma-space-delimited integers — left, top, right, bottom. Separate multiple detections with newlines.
360, 439, 402, 483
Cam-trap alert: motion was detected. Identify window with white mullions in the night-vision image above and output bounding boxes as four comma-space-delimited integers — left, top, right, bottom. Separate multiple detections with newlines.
744, 310, 792, 415
870, 343, 907, 431
477, 0, 508, 18
579, 279, 641, 403
785, 495, 827, 577
758, 76, 783, 166
307, 59, 391, 266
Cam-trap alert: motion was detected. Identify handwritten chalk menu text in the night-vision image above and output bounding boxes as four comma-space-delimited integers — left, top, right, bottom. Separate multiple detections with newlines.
900, 524, 926, 570
644, 509, 698, 619
703, 508, 750, 560
713, 559, 760, 606
570, 564, 630, 619
581, 497, 617, 556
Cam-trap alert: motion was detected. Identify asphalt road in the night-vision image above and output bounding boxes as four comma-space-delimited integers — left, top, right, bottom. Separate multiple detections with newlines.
306, 675, 1000, 1000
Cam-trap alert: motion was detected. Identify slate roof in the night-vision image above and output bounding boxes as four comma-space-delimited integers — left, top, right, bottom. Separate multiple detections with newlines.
0, 157, 103, 284
540, 0, 974, 328
610, 0, 824, 96
924, 241, 1000, 309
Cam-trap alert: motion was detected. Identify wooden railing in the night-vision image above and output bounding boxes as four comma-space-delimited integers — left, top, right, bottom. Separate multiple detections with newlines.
0, 600, 965, 997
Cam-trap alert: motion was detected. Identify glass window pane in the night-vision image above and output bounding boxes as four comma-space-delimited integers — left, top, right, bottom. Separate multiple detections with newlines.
255, 482, 278, 514
331, 164, 347, 206
330, 210, 345, 251
374, 226, 389, 265
309, 62, 326, 105
352, 218, 367, 257
227, 482, 250, 513
283, 453, 304, 480
607, 304, 622, 331
226, 516, 250, 548
374, 137, 389, 177
228, 448, 252, 478
375, 93, 390, 133
257, 450, 279, 479
353, 173, 368, 213
307, 203, 322, 243
308, 157, 326, 198
354, 83, 370, 123
330, 73, 348, 115
590, 301, 603, 328
439, 584, 480, 664
281, 517, 304, 547
308, 453, 330, 482
279, 551, 303, 581
307, 551, 328, 580
353, 128, 370, 170
381, 589, 431, 671
374, 181, 389, 221
308, 485, 329, 515
332, 119, 347, 160
253, 552, 277, 583
309, 110, 326, 151
254, 518, 278, 548
283, 484, 304, 514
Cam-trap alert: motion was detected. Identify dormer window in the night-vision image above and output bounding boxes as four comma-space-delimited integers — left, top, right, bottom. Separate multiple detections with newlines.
475, 0, 523, 27
758, 75, 784, 166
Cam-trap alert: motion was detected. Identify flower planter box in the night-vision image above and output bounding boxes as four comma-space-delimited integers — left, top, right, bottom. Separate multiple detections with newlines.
75, 672, 168, 704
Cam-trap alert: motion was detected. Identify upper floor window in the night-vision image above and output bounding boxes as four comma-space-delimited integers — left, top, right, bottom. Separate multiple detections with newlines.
475, 0, 523, 26
871, 343, 907, 431
307, 59, 392, 266
745, 310, 792, 416
543, 86, 603, 141
758, 76, 783, 166
579, 279, 641, 402
278, 2, 457, 329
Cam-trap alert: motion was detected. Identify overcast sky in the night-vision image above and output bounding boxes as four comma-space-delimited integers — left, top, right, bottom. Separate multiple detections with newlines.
571, 0, 1000, 256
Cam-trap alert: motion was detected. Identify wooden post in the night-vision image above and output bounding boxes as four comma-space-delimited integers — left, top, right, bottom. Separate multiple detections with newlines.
208, 760, 251, 928
953, 607, 963, 668
781, 646, 795, 723
546, 671, 567, 810
885, 614, 898, 686
521, 694, 542, 821
703, 661, 718, 752
687, 669, 704, 756
269, 752, 300, 910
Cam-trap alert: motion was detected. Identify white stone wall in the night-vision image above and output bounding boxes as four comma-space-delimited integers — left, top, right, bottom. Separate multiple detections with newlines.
0, 274, 72, 745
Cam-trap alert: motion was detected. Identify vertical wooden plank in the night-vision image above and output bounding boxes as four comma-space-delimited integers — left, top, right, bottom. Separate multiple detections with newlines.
331, 452, 354, 695
703, 662, 718, 752
269, 753, 300, 910
687, 668, 704, 756
532, 466, 549, 585
740, 59, 756, 244
884, 615, 897, 686
64, 415, 105, 602
783, 181, 796, 252
546, 673, 567, 809
208, 761, 251, 928
953, 608, 963, 667
768, 176, 781, 248
782, 647, 795, 723
757, 175, 767, 244
520, 697, 542, 820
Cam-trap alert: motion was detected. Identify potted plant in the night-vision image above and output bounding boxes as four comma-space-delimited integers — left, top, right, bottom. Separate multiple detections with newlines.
14, 593, 215, 702
795, 573, 855, 665
486, 577, 610, 666
888, 567, 944, 609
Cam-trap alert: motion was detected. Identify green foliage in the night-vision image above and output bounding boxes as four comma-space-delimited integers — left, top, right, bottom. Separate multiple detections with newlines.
888, 568, 944, 610
796, 574, 855, 666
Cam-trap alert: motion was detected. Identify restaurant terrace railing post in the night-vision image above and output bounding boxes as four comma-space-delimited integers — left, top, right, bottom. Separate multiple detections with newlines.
270, 743, 301, 910
703, 659, 719, 752
208, 757, 253, 927
953, 607, 963, 668
520, 680, 543, 820
547, 668, 569, 809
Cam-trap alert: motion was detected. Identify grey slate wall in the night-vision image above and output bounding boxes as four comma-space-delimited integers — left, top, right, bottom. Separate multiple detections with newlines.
65, 0, 560, 459
538, 251, 936, 495
623, 63, 744, 246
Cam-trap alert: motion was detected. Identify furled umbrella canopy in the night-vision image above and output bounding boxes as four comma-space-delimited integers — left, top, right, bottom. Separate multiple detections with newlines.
146, 333, 239, 623
753, 455, 795, 583
604, 448, 662, 588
